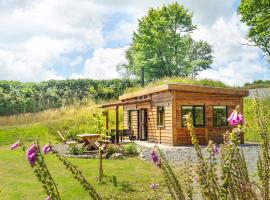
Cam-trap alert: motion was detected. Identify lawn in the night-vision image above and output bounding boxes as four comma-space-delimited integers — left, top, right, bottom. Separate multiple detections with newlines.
0, 144, 170, 200
0, 118, 169, 200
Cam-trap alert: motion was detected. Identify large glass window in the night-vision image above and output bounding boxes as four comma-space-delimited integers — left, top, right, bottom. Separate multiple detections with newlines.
157, 106, 165, 126
213, 106, 227, 126
181, 106, 193, 127
181, 106, 205, 127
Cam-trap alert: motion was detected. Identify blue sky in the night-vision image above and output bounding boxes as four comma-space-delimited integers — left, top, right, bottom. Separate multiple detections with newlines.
0, 0, 269, 86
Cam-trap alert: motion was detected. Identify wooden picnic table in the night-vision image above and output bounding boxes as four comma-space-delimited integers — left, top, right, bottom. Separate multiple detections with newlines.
77, 134, 100, 150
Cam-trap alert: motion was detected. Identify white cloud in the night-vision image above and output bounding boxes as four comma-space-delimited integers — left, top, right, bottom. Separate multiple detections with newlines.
82, 47, 127, 79
194, 14, 270, 86
0, 0, 268, 85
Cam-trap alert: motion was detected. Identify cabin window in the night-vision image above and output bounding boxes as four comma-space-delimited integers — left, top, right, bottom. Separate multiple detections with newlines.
157, 106, 165, 127
213, 106, 228, 126
181, 105, 205, 127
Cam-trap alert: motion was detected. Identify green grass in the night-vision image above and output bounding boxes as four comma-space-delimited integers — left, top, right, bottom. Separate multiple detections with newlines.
125, 76, 231, 93
244, 98, 270, 142
0, 145, 168, 200
0, 123, 57, 146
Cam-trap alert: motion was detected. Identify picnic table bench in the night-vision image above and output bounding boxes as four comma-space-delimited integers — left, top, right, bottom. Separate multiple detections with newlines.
77, 133, 100, 150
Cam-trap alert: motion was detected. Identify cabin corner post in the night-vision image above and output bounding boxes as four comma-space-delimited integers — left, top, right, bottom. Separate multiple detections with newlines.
171, 90, 177, 146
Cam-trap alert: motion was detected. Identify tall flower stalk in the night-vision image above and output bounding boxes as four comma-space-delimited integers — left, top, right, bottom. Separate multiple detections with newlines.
185, 113, 220, 199
151, 147, 185, 200
11, 140, 60, 200
254, 95, 270, 200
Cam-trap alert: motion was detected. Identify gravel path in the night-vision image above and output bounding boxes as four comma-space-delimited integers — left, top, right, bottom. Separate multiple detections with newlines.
136, 141, 261, 173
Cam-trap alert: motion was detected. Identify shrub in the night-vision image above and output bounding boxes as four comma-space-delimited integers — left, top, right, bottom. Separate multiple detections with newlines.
69, 145, 85, 155
105, 145, 123, 158
122, 143, 138, 156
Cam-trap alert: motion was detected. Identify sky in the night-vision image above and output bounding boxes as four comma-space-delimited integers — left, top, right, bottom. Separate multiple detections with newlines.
0, 0, 269, 86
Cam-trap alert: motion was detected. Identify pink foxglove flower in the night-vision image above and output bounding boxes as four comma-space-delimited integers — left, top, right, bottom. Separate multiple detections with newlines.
227, 111, 244, 126
42, 144, 52, 155
10, 141, 20, 150
26, 144, 37, 166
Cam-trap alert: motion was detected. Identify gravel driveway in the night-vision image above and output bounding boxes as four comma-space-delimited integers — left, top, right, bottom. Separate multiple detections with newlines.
136, 141, 261, 173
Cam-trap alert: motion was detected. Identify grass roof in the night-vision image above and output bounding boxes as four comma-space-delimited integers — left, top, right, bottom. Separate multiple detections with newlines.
124, 77, 231, 93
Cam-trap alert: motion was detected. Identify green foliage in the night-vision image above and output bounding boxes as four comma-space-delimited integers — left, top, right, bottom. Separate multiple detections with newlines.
69, 145, 85, 155
122, 143, 138, 156
0, 78, 138, 116
244, 80, 270, 89
105, 145, 123, 158
238, 0, 270, 60
122, 2, 213, 81
244, 98, 270, 142
254, 95, 270, 199
125, 76, 230, 93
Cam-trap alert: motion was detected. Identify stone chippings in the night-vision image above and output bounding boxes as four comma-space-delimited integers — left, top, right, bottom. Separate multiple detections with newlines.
137, 143, 261, 173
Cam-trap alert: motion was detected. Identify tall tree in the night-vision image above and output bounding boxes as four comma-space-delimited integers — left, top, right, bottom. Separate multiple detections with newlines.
122, 2, 213, 81
238, 0, 270, 61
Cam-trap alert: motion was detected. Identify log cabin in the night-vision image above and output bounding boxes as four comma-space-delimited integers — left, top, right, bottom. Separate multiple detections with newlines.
102, 84, 249, 146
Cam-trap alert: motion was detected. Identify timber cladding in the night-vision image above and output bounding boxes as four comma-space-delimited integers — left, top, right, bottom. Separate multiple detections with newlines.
120, 84, 248, 146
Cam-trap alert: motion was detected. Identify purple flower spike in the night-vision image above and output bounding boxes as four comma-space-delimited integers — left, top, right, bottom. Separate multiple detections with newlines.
42, 145, 52, 155
151, 151, 159, 163
26, 144, 37, 166
10, 141, 20, 150
150, 183, 159, 190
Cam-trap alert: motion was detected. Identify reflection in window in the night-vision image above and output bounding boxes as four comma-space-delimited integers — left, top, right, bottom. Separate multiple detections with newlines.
181, 106, 193, 127
181, 106, 205, 127
213, 106, 227, 126
194, 106, 204, 126
157, 106, 165, 126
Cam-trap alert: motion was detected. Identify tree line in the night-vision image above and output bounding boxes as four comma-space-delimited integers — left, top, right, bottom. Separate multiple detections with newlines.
0, 79, 139, 116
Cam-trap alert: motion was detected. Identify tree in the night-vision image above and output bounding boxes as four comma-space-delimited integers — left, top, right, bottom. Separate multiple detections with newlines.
122, 2, 213, 81
238, 0, 270, 61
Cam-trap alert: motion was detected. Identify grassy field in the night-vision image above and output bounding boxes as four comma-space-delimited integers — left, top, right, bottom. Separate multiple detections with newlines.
0, 145, 169, 200
244, 98, 270, 142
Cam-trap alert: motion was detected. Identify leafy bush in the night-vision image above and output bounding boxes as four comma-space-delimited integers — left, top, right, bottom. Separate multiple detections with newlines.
69, 145, 85, 155
105, 145, 123, 158
123, 143, 138, 156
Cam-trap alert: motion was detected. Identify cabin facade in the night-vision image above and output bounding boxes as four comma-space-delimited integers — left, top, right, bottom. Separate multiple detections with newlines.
103, 84, 249, 146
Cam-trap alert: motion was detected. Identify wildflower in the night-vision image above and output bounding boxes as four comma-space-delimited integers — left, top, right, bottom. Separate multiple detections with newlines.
227, 110, 244, 126
42, 144, 52, 155
150, 183, 159, 190
44, 197, 51, 200
26, 144, 37, 166
211, 144, 219, 155
151, 150, 159, 163
156, 160, 161, 168
10, 141, 20, 150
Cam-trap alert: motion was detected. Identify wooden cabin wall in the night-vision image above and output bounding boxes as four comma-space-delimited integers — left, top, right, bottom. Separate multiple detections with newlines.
173, 91, 244, 145
123, 91, 173, 145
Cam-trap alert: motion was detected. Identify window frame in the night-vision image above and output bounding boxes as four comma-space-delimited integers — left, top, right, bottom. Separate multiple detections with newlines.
181, 105, 206, 127
156, 106, 165, 127
212, 105, 228, 127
